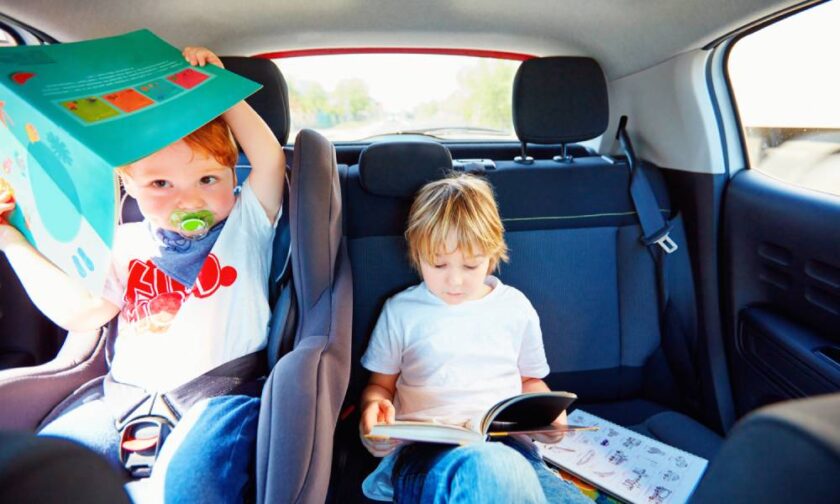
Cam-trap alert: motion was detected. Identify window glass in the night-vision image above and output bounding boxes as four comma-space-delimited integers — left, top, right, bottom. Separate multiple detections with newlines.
728, 0, 840, 196
273, 53, 520, 142
0, 27, 18, 47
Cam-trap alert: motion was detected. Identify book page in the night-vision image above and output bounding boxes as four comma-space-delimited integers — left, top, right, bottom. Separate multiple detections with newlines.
0, 30, 259, 294
537, 410, 708, 504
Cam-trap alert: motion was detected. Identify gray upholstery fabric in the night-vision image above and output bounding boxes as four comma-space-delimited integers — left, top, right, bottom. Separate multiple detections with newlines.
577, 400, 722, 460
358, 140, 452, 198
692, 393, 840, 503
256, 129, 352, 503
0, 328, 107, 430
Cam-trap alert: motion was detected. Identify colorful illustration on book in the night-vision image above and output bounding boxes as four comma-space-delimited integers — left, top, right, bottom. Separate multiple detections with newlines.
554, 468, 622, 504
537, 410, 708, 504
62, 96, 120, 123
0, 99, 113, 291
10, 72, 36, 85
167, 68, 209, 89
0, 29, 260, 295
56, 68, 210, 126
103, 88, 154, 113
136, 79, 183, 102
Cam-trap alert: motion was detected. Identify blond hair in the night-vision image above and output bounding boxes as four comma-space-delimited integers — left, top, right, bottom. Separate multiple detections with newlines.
406, 174, 508, 273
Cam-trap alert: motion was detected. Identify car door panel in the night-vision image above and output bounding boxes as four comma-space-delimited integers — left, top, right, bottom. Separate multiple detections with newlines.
723, 169, 840, 416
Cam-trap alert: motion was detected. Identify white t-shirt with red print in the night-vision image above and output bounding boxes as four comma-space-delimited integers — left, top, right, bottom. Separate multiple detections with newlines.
103, 182, 276, 393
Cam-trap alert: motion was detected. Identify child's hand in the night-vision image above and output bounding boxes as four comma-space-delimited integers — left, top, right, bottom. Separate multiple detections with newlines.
532, 410, 568, 445
359, 399, 401, 457
183, 46, 224, 69
0, 189, 25, 251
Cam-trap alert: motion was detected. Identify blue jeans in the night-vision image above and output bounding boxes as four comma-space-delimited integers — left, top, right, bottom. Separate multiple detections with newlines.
40, 390, 259, 504
392, 437, 591, 504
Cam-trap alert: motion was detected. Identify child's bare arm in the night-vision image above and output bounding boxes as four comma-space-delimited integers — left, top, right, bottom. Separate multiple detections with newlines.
522, 376, 568, 444
360, 372, 401, 457
0, 199, 118, 332
183, 46, 286, 221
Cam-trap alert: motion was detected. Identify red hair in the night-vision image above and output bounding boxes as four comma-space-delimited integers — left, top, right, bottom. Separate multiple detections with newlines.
182, 116, 238, 168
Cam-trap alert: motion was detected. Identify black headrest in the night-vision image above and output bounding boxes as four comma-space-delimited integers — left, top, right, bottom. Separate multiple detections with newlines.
512, 57, 608, 145
221, 56, 290, 145
358, 140, 452, 198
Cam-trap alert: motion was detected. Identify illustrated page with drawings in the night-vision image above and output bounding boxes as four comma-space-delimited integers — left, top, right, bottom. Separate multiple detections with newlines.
536, 410, 708, 504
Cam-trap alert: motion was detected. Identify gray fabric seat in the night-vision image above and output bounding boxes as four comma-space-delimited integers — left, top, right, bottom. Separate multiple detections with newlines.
256, 128, 352, 502
692, 392, 840, 503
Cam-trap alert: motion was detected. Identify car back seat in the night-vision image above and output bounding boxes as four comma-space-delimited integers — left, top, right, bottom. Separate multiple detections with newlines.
503, 56, 722, 458
330, 56, 722, 502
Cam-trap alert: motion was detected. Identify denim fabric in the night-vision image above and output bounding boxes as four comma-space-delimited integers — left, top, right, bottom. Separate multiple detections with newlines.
41, 392, 259, 504
392, 437, 591, 504
38, 387, 122, 470
128, 395, 260, 504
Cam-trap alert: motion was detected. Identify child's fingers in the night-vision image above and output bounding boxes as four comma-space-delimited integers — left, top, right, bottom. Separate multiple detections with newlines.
384, 401, 396, 424
0, 202, 15, 215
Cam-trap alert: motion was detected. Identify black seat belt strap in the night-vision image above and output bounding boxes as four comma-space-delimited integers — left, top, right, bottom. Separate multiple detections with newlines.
616, 116, 700, 411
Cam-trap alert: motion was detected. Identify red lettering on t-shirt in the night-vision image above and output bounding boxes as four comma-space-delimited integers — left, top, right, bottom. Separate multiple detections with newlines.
122, 253, 237, 331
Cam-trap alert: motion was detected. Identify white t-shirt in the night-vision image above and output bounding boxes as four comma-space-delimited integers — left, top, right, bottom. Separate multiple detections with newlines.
361, 276, 550, 426
103, 182, 276, 393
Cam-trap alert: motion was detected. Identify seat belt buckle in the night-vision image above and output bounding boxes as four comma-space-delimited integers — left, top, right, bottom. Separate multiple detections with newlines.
119, 415, 173, 478
653, 232, 678, 254
642, 223, 679, 254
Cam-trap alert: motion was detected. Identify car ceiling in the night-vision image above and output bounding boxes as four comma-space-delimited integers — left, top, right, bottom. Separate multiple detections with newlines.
1, 0, 806, 79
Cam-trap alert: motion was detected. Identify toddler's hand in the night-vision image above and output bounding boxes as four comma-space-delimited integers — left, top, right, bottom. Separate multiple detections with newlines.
0, 188, 24, 251
359, 399, 401, 457
183, 46, 224, 69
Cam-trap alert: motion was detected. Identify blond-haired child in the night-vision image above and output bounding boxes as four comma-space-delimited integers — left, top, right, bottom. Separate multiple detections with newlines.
0, 47, 282, 503
358, 174, 589, 503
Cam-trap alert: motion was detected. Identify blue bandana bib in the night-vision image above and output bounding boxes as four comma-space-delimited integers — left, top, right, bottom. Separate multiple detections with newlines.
150, 219, 226, 287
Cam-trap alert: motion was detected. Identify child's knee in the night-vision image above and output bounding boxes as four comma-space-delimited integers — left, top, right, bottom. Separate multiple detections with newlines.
448, 443, 546, 502
152, 395, 260, 503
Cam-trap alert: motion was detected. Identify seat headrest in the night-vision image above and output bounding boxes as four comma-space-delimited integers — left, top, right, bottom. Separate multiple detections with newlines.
512, 57, 608, 145
221, 56, 290, 145
358, 140, 452, 198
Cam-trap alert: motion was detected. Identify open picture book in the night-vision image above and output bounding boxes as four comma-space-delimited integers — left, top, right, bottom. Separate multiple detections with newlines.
367, 391, 596, 445
537, 409, 708, 504
0, 29, 260, 295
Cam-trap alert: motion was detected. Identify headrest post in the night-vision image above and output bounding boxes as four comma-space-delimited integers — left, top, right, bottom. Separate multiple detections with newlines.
552, 143, 574, 164
514, 141, 534, 165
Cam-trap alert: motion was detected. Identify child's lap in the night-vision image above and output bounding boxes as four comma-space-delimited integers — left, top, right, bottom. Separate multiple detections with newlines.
392, 437, 590, 504
40, 390, 260, 504
129, 394, 260, 503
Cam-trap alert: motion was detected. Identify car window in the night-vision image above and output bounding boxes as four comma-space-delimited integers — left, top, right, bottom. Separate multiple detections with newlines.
728, 0, 840, 196
0, 26, 18, 47
272, 52, 522, 142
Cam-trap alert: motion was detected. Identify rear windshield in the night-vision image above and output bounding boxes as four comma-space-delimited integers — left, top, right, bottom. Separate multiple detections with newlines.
272, 53, 522, 142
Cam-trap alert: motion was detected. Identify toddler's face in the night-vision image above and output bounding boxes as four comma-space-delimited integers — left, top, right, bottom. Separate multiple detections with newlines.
419, 232, 492, 305
121, 140, 236, 234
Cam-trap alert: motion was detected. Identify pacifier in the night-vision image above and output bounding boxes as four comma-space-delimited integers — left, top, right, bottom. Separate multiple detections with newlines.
168, 209, 215, 239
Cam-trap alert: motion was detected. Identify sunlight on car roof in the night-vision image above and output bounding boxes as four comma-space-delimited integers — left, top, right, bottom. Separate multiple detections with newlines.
273, 53, 521, 142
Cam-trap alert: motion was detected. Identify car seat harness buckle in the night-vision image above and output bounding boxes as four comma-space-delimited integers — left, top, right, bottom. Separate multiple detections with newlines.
103, 351, 265, 478
119, 415, 173, 478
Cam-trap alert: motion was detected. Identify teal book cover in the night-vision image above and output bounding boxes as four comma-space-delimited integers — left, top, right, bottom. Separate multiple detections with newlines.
0, 29, 260, 295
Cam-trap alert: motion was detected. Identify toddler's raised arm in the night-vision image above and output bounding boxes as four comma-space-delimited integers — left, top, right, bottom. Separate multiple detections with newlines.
183, 46, 286, 221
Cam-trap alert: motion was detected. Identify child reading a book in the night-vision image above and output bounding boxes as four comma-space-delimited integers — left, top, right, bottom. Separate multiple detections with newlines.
359, 174, 590, 503
0, 46, 282, 503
